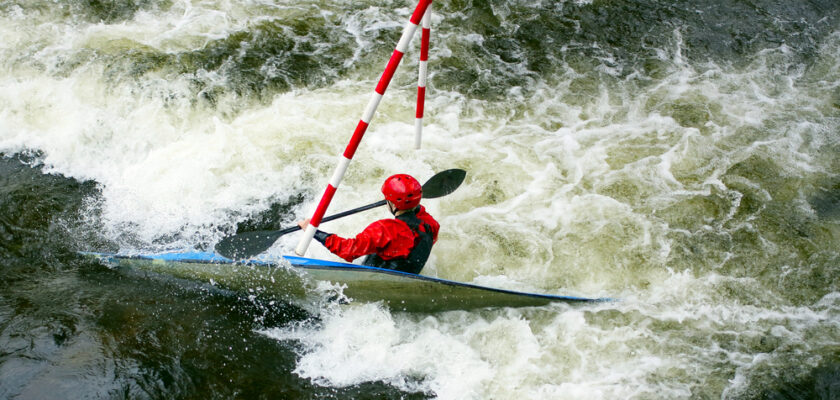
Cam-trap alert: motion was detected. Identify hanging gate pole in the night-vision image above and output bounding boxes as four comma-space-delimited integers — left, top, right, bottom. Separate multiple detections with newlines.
415, 6, 431, 149
296, 0, 434, 256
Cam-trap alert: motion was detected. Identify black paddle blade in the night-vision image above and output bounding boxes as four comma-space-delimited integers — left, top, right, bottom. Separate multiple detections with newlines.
215, 229, 286, 260
422, 168, 466, 199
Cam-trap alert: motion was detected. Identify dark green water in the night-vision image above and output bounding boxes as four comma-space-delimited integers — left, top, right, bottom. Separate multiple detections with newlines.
1, 0, 839, 398
0, 154, 427, 398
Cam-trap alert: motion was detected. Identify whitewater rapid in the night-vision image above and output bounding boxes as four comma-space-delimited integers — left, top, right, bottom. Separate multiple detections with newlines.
1, 0, 838, 399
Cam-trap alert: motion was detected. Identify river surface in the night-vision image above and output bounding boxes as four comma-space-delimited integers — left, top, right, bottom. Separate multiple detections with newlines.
1, 0, 839, 398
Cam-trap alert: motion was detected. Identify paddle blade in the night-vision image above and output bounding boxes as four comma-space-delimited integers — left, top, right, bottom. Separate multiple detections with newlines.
422, 168, 466, 199
214, 230, 285, 260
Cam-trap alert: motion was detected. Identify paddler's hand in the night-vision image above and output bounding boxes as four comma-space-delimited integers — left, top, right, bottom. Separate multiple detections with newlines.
297, 218, 311, 230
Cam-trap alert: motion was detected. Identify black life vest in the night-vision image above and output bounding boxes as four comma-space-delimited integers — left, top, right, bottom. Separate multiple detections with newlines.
362, 209, 434, 274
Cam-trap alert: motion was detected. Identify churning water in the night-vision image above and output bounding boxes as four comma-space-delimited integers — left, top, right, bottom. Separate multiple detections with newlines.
1, 0, 839, 398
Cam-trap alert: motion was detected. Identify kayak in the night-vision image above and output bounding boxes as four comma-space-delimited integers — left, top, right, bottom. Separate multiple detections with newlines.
82, 251, 610, 312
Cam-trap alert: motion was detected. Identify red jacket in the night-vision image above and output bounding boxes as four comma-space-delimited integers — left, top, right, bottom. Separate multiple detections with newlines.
323, 206, 439, 262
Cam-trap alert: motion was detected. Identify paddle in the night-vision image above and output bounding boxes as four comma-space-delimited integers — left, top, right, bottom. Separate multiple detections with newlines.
215, 169, 466, 260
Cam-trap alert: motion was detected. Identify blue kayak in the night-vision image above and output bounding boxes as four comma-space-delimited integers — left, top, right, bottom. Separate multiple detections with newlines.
82, 251, 610, 312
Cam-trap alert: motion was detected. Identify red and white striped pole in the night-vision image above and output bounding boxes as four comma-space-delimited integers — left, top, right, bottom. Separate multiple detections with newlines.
296, 0, 434, 256
415, 6, 431, 149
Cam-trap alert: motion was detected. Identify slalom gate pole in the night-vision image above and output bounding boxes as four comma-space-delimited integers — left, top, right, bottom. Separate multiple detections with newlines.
296, 0, 434, 256
415, 6, 431, 149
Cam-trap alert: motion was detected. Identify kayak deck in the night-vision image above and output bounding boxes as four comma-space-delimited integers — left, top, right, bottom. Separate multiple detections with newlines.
83, 251, 610, 312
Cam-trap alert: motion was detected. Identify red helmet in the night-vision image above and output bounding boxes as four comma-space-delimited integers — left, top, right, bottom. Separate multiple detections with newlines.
381, 174, 422, 210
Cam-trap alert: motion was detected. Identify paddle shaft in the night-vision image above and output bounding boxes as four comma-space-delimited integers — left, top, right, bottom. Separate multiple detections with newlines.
214, 169, 465, 259
213, 199, 390, 260
278, 199, 387, 237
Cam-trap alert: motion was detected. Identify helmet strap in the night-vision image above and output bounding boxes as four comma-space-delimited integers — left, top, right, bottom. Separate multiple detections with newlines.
386, 200, 417, 216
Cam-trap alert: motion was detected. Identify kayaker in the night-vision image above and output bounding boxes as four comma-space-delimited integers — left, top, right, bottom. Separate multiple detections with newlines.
298, 174, 439, 274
